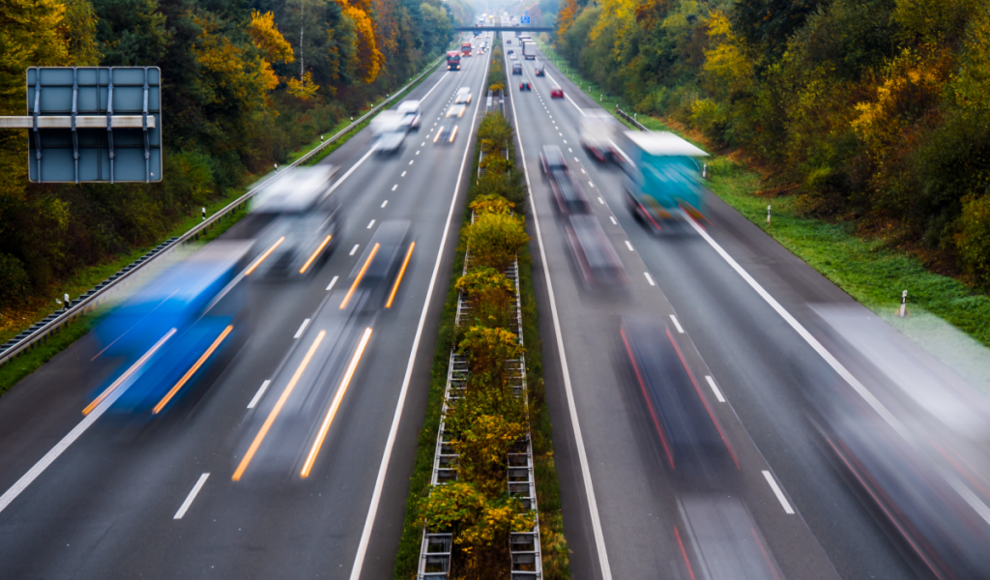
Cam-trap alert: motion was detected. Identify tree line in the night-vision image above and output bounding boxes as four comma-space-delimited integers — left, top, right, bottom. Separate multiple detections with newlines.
0, 0, 470, 308
555, 0, 990, 290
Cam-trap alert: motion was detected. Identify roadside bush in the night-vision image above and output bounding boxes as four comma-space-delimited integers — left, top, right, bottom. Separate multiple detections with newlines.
458, 326, 525, 390
474, 171, 527, 212
456, 266, 516, 328
470, 194, 515, 215
0, 253, 31, 303
956, 194, 990, 288
463, 213, 528, 272
450, 413, 527, 496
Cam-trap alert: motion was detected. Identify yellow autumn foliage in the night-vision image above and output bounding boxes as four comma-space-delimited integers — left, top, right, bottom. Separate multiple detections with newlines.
248, 9, 294, 63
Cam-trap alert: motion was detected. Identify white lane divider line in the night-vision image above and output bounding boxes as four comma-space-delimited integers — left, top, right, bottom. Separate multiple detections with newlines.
421, 142, 425, 146
350, 244, 360, 256
598, 197, 605, 204
589, 181, 596, 188
563, 139, 568, 144
367, 219, 376, 229
409, 160, 414, 165
416, 150, 420, 155
294, 318, 311, 339
568, 148, 573, 152
392, 184, 398, 191
705, 375, 726, 403
669, 314, 684, 334
401, 171, 407, 177
174, 473, 210, 520
762, 470, 795, 514
381, 200, 388, 208
326, 275, 339, 291
247, 380, 271, 409
610, 216, 617, 225
644, 272, 656, 286
581, 168, 587, 174
625, 240, 634, 251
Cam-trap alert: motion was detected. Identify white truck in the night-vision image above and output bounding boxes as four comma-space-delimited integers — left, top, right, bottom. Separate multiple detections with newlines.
580, 111, 621, 163
522, 40, 535, 60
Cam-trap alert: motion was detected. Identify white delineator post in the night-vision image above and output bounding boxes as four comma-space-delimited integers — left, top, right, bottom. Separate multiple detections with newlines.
767, 204, 771, 224
899, 290, 908, 317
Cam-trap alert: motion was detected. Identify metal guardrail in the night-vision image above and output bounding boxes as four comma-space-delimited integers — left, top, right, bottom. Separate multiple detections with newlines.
0, 54, 447, 369
615, 106, 647, 131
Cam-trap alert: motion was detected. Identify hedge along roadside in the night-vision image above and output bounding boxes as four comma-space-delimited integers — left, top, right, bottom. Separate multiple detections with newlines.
394, 41, 570, 579
536, 38, 990, 379
0, 54, 448, 396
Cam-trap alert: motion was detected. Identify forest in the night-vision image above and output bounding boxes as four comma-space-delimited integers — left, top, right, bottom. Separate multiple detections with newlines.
0, 0, 472, 312
555, 0, 990, 290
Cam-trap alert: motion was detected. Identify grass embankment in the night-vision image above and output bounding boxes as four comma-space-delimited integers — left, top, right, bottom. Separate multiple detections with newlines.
537, 40, 990, 354
0, 59, 446, 397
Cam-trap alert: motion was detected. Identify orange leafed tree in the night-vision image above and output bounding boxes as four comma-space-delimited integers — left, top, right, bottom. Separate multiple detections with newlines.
556, 0, 578, 37
337, 1, 384, 83
249, 10, 295, 64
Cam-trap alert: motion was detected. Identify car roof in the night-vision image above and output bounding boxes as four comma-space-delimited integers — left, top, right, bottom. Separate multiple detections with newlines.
543, 145, 566, 167
457, 87, 470, 93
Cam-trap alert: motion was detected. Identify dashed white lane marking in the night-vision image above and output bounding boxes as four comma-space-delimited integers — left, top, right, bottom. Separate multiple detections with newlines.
421, 142, 425, 146
350, 244, 360, 256
568, 148, 573, 152
563, 139, 568, 144
669, 314, 685, 334
581, 168, 586, 174
247, 380, 271, 409
294, 318, 311, 339
624, 240, 634, 251
381, 200, 388, 208
559, 132, 563, 136
705, 375, 726, 403
391, 184, 398, 191
174, 473, 210, 520
644, 272, 656, 286
416, 150, 420, 155
367, 219, 376, 229
326, 275, 339, 291
574, 156, 580, 162
598, 197, 605, 204
589, 181, 596, 187
763, 470, 795, 514
409, 160, 414, 165
609, 216, 617, 225
401, 171, 407, 177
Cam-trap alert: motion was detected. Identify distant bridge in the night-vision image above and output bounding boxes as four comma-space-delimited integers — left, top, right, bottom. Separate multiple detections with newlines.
455, 26, 554, 32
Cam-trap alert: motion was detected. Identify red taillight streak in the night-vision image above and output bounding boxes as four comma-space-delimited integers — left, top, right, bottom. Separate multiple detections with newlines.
621, 328, 674, 469
665, 327, 740, 470
674, 526, 697, 580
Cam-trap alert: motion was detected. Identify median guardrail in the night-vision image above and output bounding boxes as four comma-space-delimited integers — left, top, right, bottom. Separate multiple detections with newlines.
0, 54, 447, 369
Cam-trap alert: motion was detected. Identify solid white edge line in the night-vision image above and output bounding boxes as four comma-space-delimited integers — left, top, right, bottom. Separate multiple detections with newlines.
247, 380, 271, 409
293, 318, 311, 339
173, 473, 210, 520
507, 47, 614, 580
681, 215, 908, 438
327, 275, 339, 291
0, 329, 176, 515
705, 375, 726, 403
669, 314, 684, 334
762, 470, 795, 515
348, 42, 494, 580
644, 272, 656, 286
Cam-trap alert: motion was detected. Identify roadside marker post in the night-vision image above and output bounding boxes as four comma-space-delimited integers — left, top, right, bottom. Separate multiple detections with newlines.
767, 204, 771, 224
899, 290, 908, 317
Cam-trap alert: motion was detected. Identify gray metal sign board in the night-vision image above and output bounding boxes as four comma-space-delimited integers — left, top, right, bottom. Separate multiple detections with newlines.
26, 67, 162, 183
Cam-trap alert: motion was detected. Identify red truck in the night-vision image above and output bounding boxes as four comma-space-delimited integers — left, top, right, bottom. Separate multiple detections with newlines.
461, 42, 472, 57
446, 51, 461, 71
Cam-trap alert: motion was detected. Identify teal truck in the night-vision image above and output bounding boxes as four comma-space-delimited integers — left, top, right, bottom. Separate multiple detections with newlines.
620, 131, 708, 232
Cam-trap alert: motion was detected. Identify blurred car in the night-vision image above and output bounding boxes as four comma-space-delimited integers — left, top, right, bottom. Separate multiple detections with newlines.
539, 145, 567, 175
534, 61, 545, 76
580, 111, 620, 163
397, 99, 421, 130
676, 495, 786, 580
373, 129, 405, 155
519, 82, 532, 91
455, 87, 472, 104
346, 220, 412, 312
509, 53, 518, 60
564, 214, 626, 288
545, 158, 591, 215
512, 62, 522, 75
370, 110, 407, 136
434, 124, 458, 144
550, 88, 564, 99
248, 166, 342, 277
446, 103, 467, 118
621, 316, 737, 475
507, 49, 514, 54
507, 39, 512, 44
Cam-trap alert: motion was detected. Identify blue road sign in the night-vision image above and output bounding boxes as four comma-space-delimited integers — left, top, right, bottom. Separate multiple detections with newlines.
522, 15, 531, 24
26, 67, 162, 183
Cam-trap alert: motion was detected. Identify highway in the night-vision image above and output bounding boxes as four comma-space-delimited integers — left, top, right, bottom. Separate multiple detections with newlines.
0, 35, 492, 579
501, 36, 928, 580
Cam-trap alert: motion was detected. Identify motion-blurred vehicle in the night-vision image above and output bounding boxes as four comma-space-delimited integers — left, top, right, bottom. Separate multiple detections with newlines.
506, 39, 512, 44
91, 241, 252, 415
622, 131, 707, 232
446, 103, 467, 118
370, 110, 407, 136
345, 220, 412, 312
249, 166, 342, 277
580, 111, 620, 163
373, 129, 406, 155
620, 317, 737, 475
460, 41, 472, 57
808, 307, 990, 580
512, 62, 522, 75
434, 124, 457, 144
446, 51, 461, 71
519, 82, 532, 91
676, 495, 786, 580
397, 99, 421, 131
564, 214, 626, 288
455, 87, 472, 104
509, 53, 518, 60
507, 49, 514, 54
534, 61, 545, 76
550, 88, 564, 99
540, 144, 567, 176
522, 40, 534, 60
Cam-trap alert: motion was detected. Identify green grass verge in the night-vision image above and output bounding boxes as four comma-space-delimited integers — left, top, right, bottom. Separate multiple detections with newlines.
536, 39, 990, 356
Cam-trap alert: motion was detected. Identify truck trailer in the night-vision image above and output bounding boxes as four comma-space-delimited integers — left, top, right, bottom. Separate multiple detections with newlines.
621, 131, 708, 231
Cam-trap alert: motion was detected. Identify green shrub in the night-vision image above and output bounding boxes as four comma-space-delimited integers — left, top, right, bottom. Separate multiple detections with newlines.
0, 253, 30, 302
956, 193, 990, 288
463, 213, 528, 272
470, 194, 515, 216
456, 266, 516, 328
